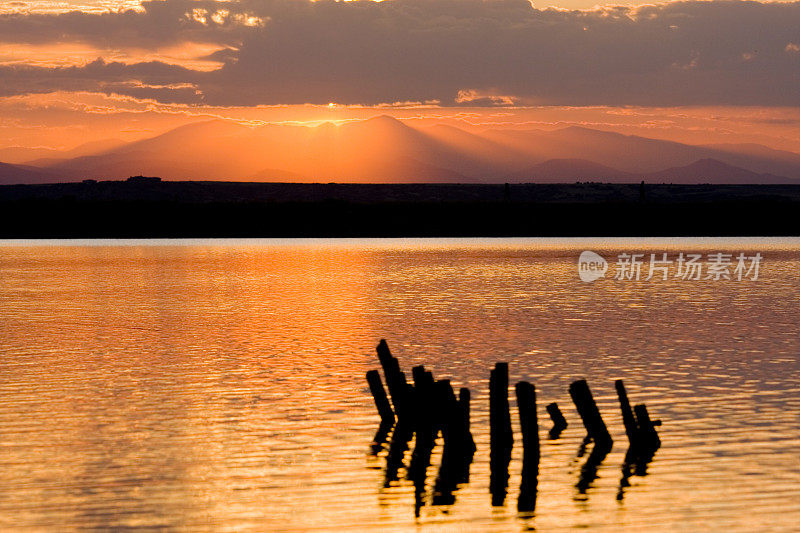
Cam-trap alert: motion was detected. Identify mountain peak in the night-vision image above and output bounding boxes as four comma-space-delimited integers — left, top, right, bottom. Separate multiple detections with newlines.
683, 158, 738, 170
366, 114, 402, 124
340, 115, 418, 138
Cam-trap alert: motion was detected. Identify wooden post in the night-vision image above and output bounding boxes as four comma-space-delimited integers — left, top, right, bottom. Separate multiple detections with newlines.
615, 379, 640, 451
459, 387, 477, 461
408, 365, 437, 484
569, 381, 613, 494
367, 370, 395, 425
376, 339, 412, 420
409, 368, 436, 517
515, 381, 540, 513
490, 362, 513, 506
384, 383, 415, 485
546, 401, 568, 439
376, 339, 418, 484
411, 365, 427, 389
376, 340, 401, 412
634, 403, 661, 454
432, 379, 461, 506
569, 379, 612, 450
366, 370, 395, 453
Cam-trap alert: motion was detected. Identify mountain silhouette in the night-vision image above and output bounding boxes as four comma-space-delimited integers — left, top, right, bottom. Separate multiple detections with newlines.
4, 118, 800, 184
643, 158, 796, 184
0, 161, 56, 185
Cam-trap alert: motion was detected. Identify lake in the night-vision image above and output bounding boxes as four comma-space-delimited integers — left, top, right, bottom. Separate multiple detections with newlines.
0, 238, 798, 531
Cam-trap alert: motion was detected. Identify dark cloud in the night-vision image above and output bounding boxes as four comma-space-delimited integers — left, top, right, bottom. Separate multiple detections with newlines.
1, 0, 799, 106
0, 59, 205, 104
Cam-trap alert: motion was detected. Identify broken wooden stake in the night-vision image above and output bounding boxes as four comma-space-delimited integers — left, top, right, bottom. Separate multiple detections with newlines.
615, 379, 640, 451
515, 381, 540, 513
634, 403, 661, 454
366, 369, 395, 453
546, 401, 568, 439
569, 379, 613, 450
489, 362, 513, 506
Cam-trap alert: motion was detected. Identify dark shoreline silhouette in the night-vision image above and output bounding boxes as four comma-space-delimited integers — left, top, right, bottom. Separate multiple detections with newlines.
2, 180, 800, 238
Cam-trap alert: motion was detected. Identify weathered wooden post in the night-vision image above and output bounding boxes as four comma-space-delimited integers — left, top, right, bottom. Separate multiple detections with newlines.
459, 386, 477, 476
615, 379, 640, 451
367, 369, 395, 425
515, 381, 540, 513
376, 340, 418, 484
546, 401, 568, 439
366, 370, 395, 453
408, 365, 437, 484
490, 362, 513, 506
407, 366, 436, 516
569, 379, 612, 494
432, 379, 461, 506
634, 403, 661, 454
384, 382, 415, 485
377, 339, 409, 418
568, 379, 613, 450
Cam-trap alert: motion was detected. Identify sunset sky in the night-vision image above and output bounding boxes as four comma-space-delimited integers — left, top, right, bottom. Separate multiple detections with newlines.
1, 0, 799, 152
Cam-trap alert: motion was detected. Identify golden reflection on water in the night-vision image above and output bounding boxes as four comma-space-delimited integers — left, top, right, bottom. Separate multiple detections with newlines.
0, 238, 799, 531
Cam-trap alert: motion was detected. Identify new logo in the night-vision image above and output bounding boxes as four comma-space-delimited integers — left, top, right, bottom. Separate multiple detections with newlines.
578, 250, 608, 283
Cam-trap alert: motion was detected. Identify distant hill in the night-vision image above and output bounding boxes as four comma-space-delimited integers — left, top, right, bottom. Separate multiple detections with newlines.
643, 158, 796, 184
0, 147, 62, 165
0, 161, 57, 185
2, 117, 800, 184
0, 139, 127, 166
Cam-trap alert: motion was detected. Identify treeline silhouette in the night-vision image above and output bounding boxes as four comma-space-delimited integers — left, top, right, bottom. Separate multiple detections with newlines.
2, 180, 799, 237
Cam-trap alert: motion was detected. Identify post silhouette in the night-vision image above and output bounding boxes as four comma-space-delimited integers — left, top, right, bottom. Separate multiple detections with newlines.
634, 403, 661, 455
366, 370, 395, 453
615, 381, 663, 499
377, 339, 411, 419
569, 379, 612, 496
364, 342, 664, 514
432, 380, 462, 506
384, 382, 415, 485
489, 362, 513, 506
459, 386, 477, 480
377, 340, 417, 484
515, 381, 540, 513
569, 379, 612, 449
408, 365, 437, 513
546, 401, 568, 439
615, 379, 641, 452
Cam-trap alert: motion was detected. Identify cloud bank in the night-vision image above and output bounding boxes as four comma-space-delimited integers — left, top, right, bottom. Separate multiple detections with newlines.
1, 0, 799, 106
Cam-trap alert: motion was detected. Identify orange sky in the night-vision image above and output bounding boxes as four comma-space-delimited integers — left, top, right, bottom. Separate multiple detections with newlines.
2, 91, 800, 154
1, 0, 800, 154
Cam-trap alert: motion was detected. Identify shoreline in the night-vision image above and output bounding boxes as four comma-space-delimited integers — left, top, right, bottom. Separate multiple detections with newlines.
3, 181, 800, 238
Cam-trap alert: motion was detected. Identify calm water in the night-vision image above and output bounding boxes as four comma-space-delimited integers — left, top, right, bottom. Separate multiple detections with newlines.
0, 238, 798, 531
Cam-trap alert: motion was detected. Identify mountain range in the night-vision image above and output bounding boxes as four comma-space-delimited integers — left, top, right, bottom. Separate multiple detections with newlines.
2, 116, 799, 185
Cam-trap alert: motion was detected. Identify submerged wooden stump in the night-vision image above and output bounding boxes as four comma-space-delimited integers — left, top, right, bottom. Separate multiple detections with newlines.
366, 369, 395, 453
569, 379, 613, 494
615, 379, 640, 452
364, 341, 664, 514
569, 379, 612, 450
515, 381, 540, 513
634, 403, 661, 455
489, 362, 513, 506
546, 401, 568, 439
